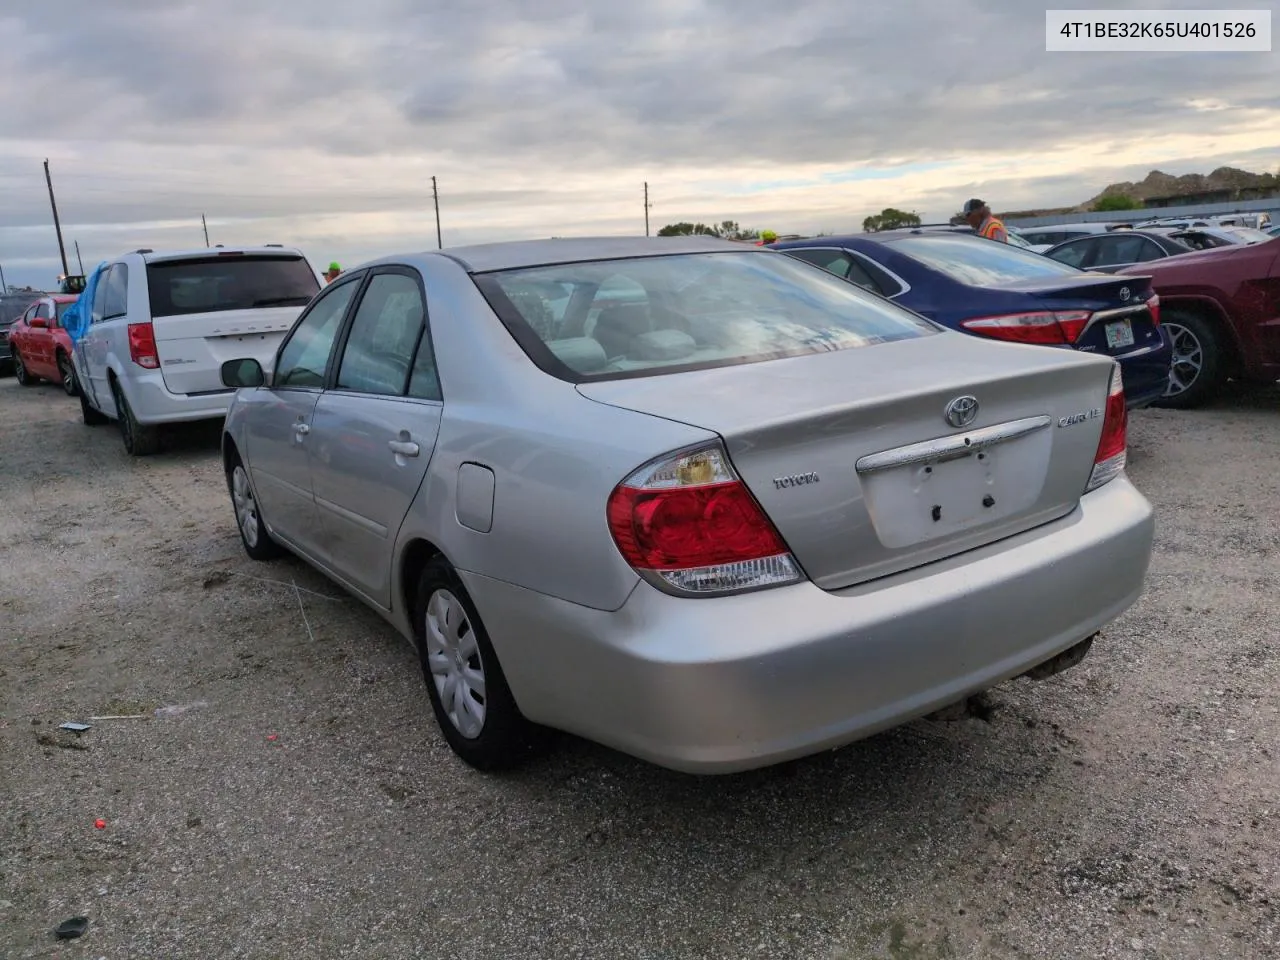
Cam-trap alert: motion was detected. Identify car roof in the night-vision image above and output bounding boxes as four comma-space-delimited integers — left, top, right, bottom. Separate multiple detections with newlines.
50, 294, 78, 303
424, 236, 749, 273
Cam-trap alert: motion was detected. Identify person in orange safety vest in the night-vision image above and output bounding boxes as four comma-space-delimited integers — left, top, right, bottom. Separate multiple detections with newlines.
962, 199, 1007, 242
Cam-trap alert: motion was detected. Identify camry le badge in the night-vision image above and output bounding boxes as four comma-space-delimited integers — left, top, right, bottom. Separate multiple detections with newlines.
773, 472, 820, 490
944, 395, 979, 428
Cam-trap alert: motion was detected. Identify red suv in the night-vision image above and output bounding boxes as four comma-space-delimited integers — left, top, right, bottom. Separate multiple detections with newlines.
7, 294, 81, 395
1119, 239, 1280, 408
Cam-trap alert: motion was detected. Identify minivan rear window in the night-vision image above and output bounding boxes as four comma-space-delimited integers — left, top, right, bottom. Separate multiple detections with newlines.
146, 255, 319, 318
473, 251, 939, 382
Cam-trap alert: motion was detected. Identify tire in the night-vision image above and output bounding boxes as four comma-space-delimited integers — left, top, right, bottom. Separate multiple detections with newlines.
110, 378, 161, 456
56, 351, 79, 396
226, 457, 283, 561
12, 350, 36, 387
1154, 309, 1226, 410
79, 387, 109, 425
413, 556, 536, 770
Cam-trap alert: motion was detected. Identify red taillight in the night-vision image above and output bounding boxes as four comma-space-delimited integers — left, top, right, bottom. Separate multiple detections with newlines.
1146, 294, 1161, 326
127, 322, 159, 369
962, 310, 1092, 345
1086, 364, 1127, 492
606, 444, 802, 595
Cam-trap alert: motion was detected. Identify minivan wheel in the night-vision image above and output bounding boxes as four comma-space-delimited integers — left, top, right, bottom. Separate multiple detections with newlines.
79, 387, 109, 425
110, 379, 161, 456
57, 351, 79, 396
228, 459, 283, 561
414, 556, 536, 770
1155, 310, 1225, 410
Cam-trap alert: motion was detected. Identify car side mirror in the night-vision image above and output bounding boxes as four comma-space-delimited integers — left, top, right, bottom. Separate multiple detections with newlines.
221, 357, 266, 389
30, 317, 48, 328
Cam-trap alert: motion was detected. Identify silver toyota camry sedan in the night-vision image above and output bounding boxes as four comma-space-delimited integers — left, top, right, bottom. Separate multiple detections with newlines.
219, 236, 1154, 774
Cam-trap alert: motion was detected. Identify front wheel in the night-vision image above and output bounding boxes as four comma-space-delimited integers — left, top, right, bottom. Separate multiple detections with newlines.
57, 351, 79, 396
110, 379, 161, 456
227, 459, 283, 561
1154, 310, 1226, 410
414, 557, 537, 770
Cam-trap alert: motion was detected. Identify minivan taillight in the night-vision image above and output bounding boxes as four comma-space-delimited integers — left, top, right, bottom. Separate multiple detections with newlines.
606, 443, 803, 595
127, 322, 159, 369
961, 311, 1092, 345
1086, 364, 1127, 492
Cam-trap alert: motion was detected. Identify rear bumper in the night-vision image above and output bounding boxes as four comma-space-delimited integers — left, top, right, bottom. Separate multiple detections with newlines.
120, 370, 235, 424
1117, 326, 1172, 410
463, 476, 1154, 774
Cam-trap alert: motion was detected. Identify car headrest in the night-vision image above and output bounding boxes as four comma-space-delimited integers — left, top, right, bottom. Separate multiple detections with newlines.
547, 337, 609, 373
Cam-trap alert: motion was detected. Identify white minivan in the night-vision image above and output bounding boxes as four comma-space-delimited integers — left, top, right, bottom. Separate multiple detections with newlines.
73, 246, 320, 455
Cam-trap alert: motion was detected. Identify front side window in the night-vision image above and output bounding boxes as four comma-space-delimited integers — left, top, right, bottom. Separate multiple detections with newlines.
890, 235, 1083, 285
146, 255, 319, 318
36, 301, 54, 320
55, 300, 74, 323
273, 279, 357, 388
474, 251, 938, 382
336, 273, 426, 397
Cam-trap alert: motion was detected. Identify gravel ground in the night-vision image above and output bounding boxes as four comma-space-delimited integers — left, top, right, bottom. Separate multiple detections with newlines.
1, 374, 1277, 960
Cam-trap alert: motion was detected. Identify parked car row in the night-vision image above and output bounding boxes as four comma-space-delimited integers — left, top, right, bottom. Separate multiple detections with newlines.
6, 234, 1157, 777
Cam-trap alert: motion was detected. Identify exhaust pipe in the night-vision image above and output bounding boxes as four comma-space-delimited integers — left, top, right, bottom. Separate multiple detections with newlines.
1020, 633, 1096, 681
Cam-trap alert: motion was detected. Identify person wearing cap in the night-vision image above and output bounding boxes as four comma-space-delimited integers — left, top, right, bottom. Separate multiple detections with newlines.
962, 199, 1007, 242
755, 230, 779, 246
323, 261, 342, 283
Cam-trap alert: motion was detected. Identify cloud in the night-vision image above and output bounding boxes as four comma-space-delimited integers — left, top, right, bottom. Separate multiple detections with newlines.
1, 0, 1278, 286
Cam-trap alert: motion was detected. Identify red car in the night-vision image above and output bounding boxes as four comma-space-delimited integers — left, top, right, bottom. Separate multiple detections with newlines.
8, 294, 81, 395
1119, 239, 1280, 408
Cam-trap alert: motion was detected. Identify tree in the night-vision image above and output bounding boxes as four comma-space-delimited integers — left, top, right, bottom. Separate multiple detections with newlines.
657, 220, 761, 240
1094, 194, 1141, 212
862, 207, 922, 232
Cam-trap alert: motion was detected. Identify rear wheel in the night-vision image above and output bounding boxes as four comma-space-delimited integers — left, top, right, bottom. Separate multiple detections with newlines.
414, 556, 535, 771
56, 351, 79, 396
110, 379, 161, 456
227, 458, 283, 561
1155, 309, 1226, 410
12, 350, 35, 387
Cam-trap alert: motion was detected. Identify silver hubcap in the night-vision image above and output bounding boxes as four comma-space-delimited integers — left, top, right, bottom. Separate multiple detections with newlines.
231, 466, 260, 548
424, 588, 487, 738
1164, 322, 1202, 397
60, 358, 75, 393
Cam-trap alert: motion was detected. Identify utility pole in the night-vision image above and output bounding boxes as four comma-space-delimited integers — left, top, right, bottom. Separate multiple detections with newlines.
431, 177, 442, 249
0, 262, 7, 294
74, 240, 84, 274
644, 182, 653, 236
44, 159, 70, 277
202, 213, 210, 248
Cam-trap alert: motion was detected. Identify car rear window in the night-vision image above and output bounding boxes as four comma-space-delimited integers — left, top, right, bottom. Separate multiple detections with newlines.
472, 251, 939, 382
889, 235, 1085, 285
146, 255, 319, 318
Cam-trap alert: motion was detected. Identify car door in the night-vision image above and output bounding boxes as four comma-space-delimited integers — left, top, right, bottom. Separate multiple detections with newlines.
308, 267, 442, 606
241, 275, 360, 557
80, 264, 126, 413
29, 301, 57, 374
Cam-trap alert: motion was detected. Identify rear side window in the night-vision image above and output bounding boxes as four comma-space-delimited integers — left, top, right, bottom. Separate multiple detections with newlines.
101, 264, 129, 320
146, 255, 319, 318
474, 251, 938, 382
889, 235, 1083, 285
55, 301, 74, 321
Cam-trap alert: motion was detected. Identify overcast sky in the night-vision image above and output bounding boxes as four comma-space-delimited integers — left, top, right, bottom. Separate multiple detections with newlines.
1, 0, 1277, 288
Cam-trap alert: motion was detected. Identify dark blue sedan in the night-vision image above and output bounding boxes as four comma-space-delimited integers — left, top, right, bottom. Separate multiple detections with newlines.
772, 231, 1173, 409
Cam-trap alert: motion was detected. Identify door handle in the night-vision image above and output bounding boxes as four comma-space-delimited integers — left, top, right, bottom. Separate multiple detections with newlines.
389, 440, 420, 457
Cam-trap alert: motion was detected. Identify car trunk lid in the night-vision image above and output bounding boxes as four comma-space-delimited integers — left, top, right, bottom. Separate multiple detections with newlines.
578, 333, 1115, 589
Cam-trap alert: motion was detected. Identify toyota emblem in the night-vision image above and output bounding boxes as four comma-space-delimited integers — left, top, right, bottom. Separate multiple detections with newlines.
944, 395, 979, 428
1119, 286, 1131, 301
